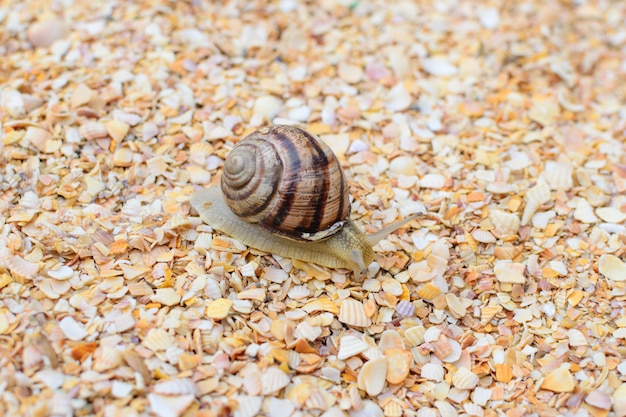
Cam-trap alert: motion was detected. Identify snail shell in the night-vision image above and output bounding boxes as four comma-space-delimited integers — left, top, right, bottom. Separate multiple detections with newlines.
191, 125, 419, 276
220, 125, 349, 241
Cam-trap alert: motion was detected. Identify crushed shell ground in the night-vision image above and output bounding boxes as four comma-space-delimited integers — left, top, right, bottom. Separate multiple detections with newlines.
1, 1, 626, 417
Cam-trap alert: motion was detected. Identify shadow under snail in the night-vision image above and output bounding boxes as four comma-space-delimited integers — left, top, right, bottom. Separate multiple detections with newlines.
190, 125, 419, 277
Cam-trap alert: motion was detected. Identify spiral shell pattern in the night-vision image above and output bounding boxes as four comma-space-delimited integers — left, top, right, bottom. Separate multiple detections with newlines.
221, 125, 350, 241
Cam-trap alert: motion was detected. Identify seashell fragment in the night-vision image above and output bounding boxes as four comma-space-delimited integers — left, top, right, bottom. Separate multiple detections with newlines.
79, 122, 109, 140
395, 300, 415, 317
143, 329, 175, 351
416, 283, 441, 300
596, 207, 626, 223
151, 288, 181, 306
612, 383, 626, 417
205, 298, 233, 319
233, 396, 262, 417
59, 316, 88, 341
489, 210, 520, 236
584, 390, 611, 410
261, 367, 290, 395
452, 367, 479, 390
445, 293, 467, 318
338, 62, 364, 84
357, 356, 387, 396
493, 261, 526, 284
541, 161, 573, 191
567, 329, 588, 346
521, 181, 551, 226
105, 120, 130, 142
434, 400, 459, 417
123, 350, 152, 384
24, 126, 55, 153
7, 255, 41, 282
339, 299, 372, 327
113, 109, 142, 126
421, 363, 444, 382
420, 173, 446, 189
471, 229, 496, 243
47, 265, 74, 280
574, 198, 598, 223
148, 394, 195, 417
383, 401, 403, 417
385, 348, 412, 384
143, 122, 159, 140
598, 254, 626, 282
389, 155, 417, 176
93, 346, 123, 372
338, 335, 369, 360
28, 19, 68, 47
2, 90, 26, 117
153, 378, 198, 396
541, 366, 575, 392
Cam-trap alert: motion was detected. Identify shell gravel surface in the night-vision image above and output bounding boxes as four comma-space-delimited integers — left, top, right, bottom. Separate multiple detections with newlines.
1, 1, 625, 417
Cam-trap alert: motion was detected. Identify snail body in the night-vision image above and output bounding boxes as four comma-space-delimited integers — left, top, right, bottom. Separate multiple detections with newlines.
191, 125, 418, 276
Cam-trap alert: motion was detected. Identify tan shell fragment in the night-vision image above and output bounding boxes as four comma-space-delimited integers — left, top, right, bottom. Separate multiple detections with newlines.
541, 366, 575, 392
471, 229, 496, 243
612, 383, 626, 417
598, 254, 626, 282
302, 298, 339, 314
357, 356, 387, 396
404, 326, 425, 346
452, 367, 479, 390
430, 335, 453, 359
261, 367, 291, 395
7, 255, 41, 282
79, 122, 109, 140
385, 348, 411, 384
416, 283, 441, 300
152, 288, 181, 306
445, 293, 467, 318
105, 120, 130, 142
489, 210, 520, 236
205, 298, 233, 319
24, 126, 60, 153
383, 401, 403, 417
567, 329, 588, 346
381, 277, 403, 296
143, 329, 175, 351
71, 83, 93, 108
93, 346, 123, 372
339, 299, 372, 327
521, 182, 551, 226
493, 261, 526, 284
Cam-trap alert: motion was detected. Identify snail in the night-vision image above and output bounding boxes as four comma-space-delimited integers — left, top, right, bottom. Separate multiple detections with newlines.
190, 125, 419, 277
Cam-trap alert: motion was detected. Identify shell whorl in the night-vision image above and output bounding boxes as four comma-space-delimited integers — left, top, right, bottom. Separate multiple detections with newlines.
220, 125, 350, 241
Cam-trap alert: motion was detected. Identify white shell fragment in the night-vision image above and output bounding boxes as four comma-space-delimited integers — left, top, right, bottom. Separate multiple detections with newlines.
494, 261, 526, 284
521, 182, 551, 226
598, 254, 626, 282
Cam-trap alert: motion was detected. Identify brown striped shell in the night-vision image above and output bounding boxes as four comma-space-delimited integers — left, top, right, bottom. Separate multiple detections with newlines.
220, 125, 350, 242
